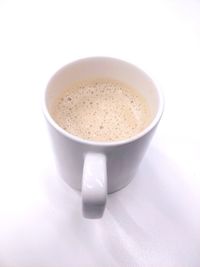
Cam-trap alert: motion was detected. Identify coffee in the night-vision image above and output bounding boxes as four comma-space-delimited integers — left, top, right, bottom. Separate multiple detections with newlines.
51, 79, 152, 142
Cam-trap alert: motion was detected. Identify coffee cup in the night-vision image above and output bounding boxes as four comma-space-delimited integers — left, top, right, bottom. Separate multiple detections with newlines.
43, 57, 164, 219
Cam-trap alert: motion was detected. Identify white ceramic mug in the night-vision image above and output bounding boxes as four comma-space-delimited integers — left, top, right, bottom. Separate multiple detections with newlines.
43, 57, 164, 219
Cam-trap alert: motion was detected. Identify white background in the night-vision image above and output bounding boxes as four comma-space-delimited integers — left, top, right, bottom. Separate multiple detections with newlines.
0, 0, 200, 266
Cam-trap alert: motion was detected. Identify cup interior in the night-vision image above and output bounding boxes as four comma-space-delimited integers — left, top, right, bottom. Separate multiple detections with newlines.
45, 57, 163, 143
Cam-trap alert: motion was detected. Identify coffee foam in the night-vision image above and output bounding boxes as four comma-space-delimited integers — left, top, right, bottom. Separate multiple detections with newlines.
51, 79, 152, 142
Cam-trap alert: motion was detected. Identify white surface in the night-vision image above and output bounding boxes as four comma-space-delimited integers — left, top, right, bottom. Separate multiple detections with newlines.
0, 0, 200, 266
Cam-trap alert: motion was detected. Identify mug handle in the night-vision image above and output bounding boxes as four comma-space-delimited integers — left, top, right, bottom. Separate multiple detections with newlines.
82, 153, 107, 219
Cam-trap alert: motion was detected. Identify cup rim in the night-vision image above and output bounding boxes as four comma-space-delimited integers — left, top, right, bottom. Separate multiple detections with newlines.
43, 56, 164, 147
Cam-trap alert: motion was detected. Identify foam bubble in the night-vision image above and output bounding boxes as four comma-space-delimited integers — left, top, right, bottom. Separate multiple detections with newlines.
51, 78, 152, 142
